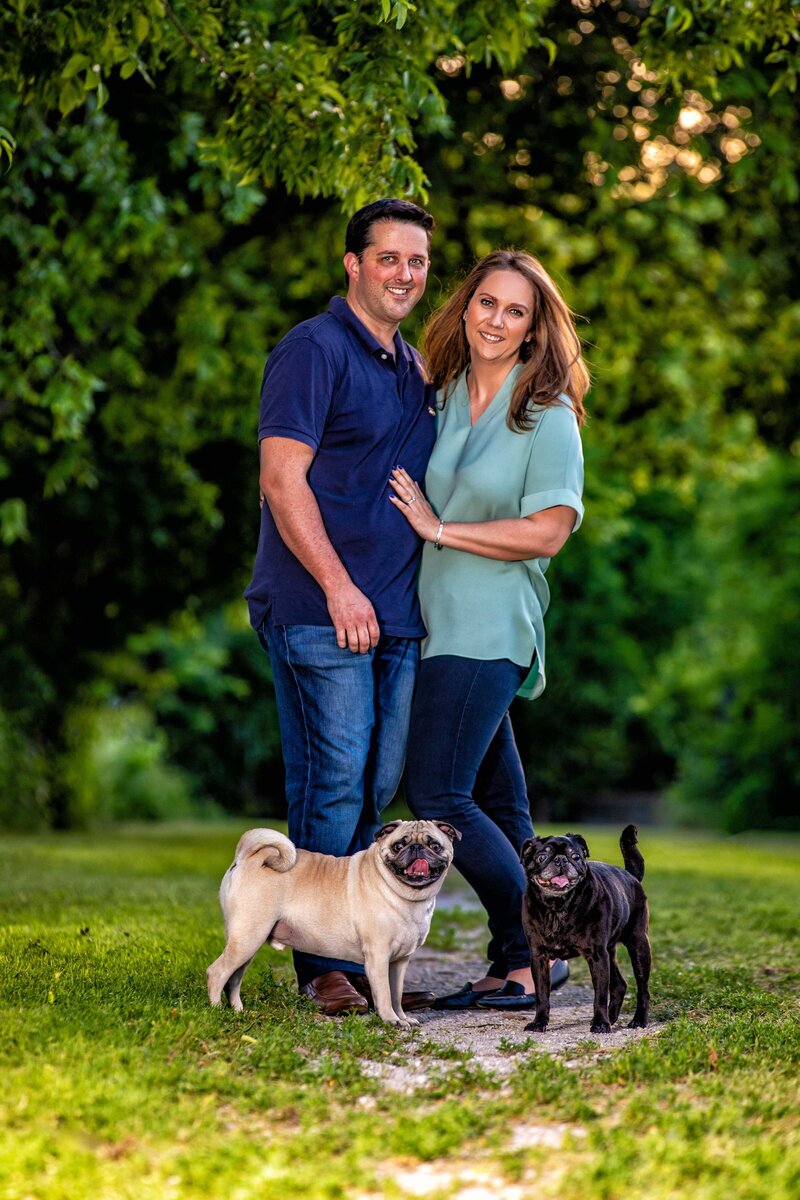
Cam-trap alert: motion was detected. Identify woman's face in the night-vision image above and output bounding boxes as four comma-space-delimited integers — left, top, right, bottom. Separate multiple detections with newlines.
463, 268, 535, 368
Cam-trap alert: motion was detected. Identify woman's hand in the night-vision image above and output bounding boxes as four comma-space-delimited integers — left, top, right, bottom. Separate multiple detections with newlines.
389, 466, 440, 541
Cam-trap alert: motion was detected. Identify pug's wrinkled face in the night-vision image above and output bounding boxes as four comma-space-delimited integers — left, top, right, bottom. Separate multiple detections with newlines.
521, 834, 590, 896
375, 820, 460, 888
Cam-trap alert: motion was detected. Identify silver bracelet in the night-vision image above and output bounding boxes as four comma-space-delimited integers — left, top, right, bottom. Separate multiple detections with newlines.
433, 520, 446, 550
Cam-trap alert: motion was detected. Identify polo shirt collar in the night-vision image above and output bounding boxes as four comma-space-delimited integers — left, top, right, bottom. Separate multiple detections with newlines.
328, 296, 413, 368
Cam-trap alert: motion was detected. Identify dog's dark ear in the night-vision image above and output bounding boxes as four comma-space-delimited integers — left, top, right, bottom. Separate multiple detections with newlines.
374, 820, 404, 842
566, 832, 590, 858
433, 821, 462, 843
520, 837, 542, 865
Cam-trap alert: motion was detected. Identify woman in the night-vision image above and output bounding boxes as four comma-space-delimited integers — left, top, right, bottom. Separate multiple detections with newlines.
389, 249, 587, 1010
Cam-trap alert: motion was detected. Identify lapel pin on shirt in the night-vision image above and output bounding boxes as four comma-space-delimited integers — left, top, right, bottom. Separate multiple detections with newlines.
428, 406, 436, 415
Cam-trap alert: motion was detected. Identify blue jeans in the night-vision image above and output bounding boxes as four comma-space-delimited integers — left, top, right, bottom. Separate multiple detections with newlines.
259, 620, 419, 985
404, 655, 533, 976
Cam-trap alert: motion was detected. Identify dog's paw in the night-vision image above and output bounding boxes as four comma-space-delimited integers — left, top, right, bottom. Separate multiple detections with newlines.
379, 1014, 417, 1029
627, 1017, 649, 1029
524, 1019, 549, 1033
590, 1019, 612, 1034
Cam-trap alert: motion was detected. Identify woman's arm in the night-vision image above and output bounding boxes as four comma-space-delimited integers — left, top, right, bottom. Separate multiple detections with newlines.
388, 466, 576, 561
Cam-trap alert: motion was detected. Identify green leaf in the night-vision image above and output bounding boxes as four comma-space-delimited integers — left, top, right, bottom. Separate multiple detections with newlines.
61, 53, 91, 80
58, 79, 85, 116
540, 37, 557, 67
0, 499, 29, 545
0, 125, 16, 172
132, 12, 150, 43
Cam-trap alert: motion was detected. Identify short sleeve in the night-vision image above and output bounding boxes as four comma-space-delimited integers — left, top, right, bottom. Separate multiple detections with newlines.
257, 335, 337, 451
519, 403, 585, 532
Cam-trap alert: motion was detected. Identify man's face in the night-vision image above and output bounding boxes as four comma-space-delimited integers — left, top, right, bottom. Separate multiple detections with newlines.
344, 220, 430, 333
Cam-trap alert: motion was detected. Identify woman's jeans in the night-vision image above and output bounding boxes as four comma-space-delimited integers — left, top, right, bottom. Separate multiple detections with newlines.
260, 619, 419, 986
404, 655, 533, 977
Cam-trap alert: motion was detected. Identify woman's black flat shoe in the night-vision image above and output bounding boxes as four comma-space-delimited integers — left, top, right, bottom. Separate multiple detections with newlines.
474, 960, 570, 1011
431, 981, 501, 1010
475, 980, 534, 1010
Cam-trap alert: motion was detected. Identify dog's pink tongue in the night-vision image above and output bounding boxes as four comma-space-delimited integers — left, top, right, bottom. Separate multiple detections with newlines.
407, 858, 430, 876
551, 875, 570, 887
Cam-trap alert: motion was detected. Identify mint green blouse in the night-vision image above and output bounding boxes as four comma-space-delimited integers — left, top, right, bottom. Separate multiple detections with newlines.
417, 364, 584, 700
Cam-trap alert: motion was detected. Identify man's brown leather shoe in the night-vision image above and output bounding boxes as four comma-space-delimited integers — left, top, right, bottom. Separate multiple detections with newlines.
349, 975, 435, 1012
299, 971, 370, 1016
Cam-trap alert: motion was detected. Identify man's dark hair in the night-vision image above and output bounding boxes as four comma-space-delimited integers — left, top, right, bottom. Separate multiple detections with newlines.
344, 198, 435, 286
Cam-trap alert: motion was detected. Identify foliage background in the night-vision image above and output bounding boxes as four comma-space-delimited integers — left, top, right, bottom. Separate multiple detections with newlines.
1, 0, 798, 832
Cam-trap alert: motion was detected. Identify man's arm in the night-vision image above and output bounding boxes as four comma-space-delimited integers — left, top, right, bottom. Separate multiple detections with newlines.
259, 436, 380, 653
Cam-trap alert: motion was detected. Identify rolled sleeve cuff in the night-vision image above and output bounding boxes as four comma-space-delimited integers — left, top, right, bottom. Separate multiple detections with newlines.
520, 488, 584, 532
257, 424, 320, 453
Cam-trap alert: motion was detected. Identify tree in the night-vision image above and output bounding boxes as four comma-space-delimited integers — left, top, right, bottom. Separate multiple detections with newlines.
642, 454, 800, 831
3, 2, 798, 191
0, 0, 556, 192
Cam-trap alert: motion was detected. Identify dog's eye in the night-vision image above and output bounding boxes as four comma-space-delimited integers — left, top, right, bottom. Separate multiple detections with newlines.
391, 840, 406, 852
428, 841, 442, 852
536, 852, 549, 863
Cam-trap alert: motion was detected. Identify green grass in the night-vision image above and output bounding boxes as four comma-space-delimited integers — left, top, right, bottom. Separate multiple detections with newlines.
1, 822, 798, 1199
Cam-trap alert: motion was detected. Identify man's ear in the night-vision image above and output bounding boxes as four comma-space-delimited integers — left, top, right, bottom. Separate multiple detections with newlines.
343, 251, 360, 284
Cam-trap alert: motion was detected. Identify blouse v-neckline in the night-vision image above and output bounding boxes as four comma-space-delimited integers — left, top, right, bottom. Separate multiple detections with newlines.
464, 362, 522, 428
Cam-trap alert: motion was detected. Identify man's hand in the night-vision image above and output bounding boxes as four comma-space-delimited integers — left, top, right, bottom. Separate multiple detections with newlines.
326, 580, 381, 653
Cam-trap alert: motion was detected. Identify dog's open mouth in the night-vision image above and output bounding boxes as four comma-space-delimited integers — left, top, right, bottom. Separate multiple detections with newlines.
536, 874, 575, 891
392, 855, 446, 885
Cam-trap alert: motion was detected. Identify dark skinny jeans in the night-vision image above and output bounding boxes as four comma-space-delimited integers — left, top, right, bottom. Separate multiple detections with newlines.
404, 654, 534, 977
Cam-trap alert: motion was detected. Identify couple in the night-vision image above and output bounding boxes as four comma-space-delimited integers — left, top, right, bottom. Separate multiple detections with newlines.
245, 198, 588, 1016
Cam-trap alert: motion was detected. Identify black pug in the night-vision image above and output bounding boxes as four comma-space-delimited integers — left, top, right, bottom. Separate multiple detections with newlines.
520, 824, 651, 1034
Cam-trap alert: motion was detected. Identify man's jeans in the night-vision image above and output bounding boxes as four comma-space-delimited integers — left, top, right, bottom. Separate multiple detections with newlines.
259, 620, 419, 986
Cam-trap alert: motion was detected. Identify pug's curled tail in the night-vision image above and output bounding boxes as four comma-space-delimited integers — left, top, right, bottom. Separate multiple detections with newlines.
620, 823, 645, 882
235, 828, 297, 872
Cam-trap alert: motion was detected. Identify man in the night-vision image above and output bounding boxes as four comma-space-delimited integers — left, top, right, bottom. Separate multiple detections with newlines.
245, 198, 437, 1014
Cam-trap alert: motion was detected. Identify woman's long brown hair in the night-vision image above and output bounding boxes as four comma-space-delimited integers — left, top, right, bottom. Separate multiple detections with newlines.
420, 250, 589, 429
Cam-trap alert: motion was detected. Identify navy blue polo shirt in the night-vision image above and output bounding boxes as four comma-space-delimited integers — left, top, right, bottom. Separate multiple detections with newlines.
245, 297, 436, 636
